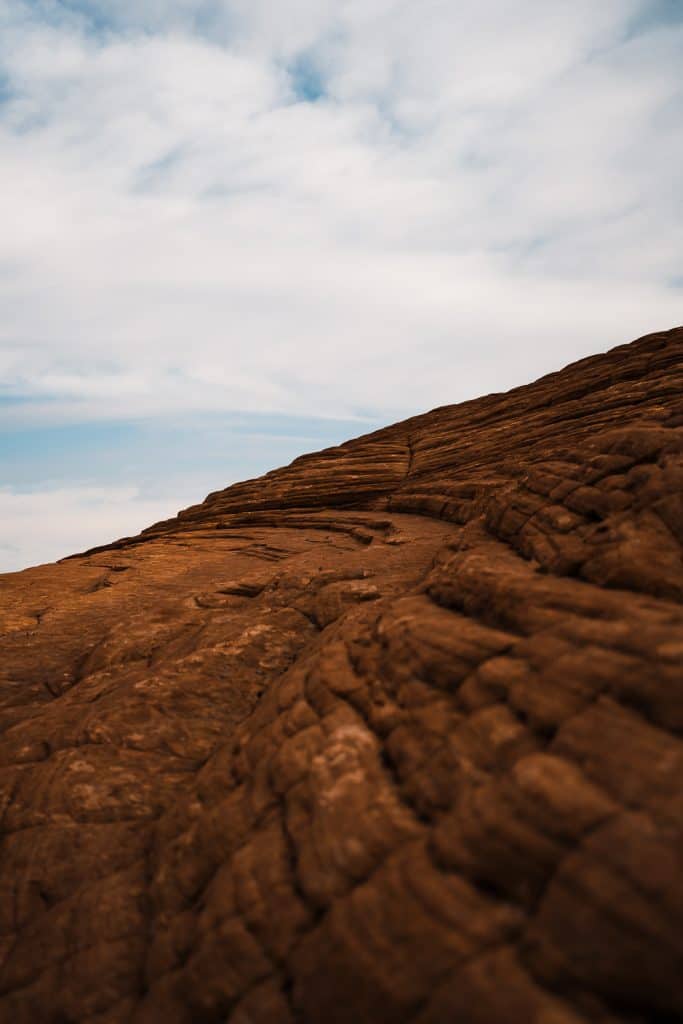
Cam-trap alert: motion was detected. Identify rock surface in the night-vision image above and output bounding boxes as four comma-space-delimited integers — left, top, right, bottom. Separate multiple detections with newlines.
1, 326, 682, 1023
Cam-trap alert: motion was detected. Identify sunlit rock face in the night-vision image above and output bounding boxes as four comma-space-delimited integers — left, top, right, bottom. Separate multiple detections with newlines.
0, 326, 682, 1024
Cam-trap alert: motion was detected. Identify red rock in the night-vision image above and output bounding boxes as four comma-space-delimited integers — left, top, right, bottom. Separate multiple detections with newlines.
0, 326, 682, 1022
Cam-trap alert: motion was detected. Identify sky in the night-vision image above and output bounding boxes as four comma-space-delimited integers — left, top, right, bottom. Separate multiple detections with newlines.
1, 0, 682, 571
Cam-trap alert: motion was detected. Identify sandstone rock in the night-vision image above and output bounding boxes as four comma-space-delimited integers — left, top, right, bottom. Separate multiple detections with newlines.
0, 326, 682, 1022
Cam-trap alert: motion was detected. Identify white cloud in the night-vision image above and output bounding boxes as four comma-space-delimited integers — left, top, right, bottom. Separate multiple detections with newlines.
0, 484, 192, 572
0, 0, 681, 429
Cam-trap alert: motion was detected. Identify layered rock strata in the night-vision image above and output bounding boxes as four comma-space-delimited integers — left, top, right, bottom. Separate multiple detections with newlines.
0, 326, 682, 1023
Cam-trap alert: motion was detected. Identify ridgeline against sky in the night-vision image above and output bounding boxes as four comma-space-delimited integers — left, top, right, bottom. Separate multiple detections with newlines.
1, 1, 682, 569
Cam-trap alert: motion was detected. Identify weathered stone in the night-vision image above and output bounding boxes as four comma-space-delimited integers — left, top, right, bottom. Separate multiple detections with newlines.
0, 326, 682, 1022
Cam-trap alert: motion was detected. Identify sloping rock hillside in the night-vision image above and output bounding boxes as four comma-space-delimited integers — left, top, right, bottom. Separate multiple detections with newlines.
1, 326, 682, 1024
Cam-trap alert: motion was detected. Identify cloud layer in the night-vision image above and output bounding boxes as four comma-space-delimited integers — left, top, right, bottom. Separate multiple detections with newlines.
2, 2, 682, 570
1, 0, 681, 426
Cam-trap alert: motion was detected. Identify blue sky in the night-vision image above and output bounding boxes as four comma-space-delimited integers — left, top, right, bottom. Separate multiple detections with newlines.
1, 413, 380, 494
1, 0, 682, 570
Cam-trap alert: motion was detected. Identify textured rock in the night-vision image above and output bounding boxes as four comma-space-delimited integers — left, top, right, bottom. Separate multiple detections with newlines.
0, 326, 682, 1023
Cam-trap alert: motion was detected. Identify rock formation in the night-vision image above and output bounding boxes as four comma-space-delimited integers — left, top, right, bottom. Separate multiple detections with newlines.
0, 326, 682, 1023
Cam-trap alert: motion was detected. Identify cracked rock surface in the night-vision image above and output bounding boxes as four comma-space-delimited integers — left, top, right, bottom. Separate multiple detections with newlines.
1, 326, 682, 1023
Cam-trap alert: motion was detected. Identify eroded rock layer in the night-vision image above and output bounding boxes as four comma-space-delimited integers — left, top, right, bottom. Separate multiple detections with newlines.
1, 326, 682, 1024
